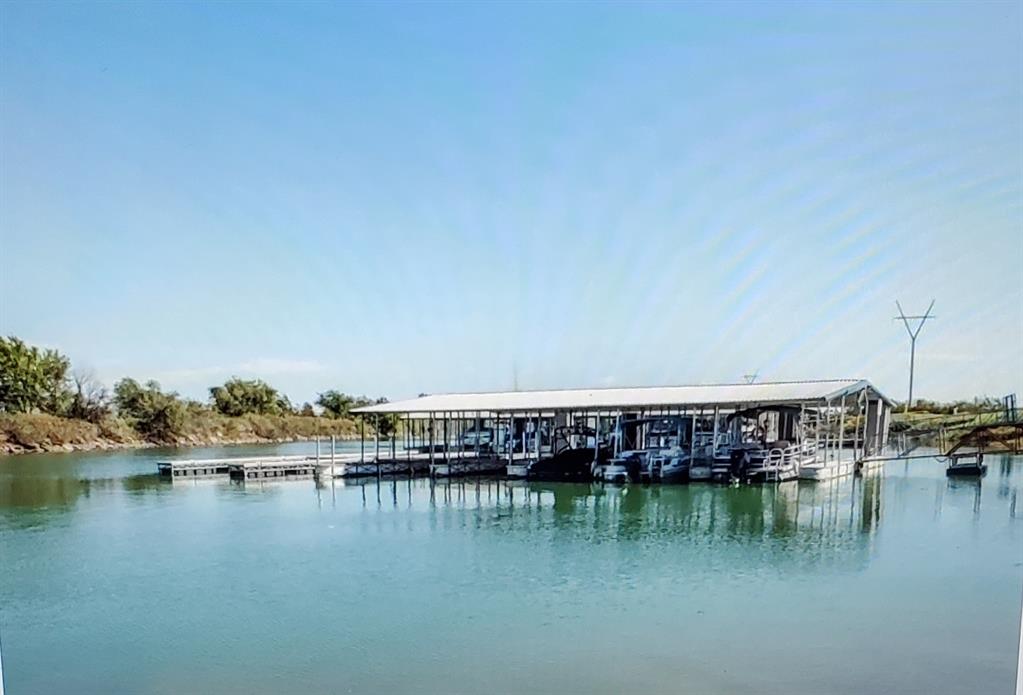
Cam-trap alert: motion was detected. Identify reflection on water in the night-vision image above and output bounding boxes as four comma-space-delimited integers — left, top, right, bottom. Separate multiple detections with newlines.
304, 474, 889, 577
0, 473, 94, 509
1, 448, 1021, 695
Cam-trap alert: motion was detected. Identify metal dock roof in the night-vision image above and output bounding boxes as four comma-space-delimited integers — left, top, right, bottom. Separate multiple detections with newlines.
353, 379, 889, 414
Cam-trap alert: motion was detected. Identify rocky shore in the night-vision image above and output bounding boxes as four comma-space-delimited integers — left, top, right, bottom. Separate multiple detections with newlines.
0, 413, 365, 456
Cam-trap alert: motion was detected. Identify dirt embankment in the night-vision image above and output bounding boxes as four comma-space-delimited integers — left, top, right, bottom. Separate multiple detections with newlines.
0, 412, 364, 455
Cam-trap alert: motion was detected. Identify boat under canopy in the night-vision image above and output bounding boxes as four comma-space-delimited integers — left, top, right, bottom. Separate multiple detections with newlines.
352, 379, 894, 485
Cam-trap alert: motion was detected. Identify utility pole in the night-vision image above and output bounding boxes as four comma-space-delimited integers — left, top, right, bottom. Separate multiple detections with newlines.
894, 300, 935, 413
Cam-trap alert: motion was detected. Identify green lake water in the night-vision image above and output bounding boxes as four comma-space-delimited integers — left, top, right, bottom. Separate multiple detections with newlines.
1, 444, 1021, 694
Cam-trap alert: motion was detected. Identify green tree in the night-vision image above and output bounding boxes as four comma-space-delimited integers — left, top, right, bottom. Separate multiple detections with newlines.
209, 378, 284, 417
299, 402, 315, 417
316, 390, 363, 418
370, 397, 399, 438
0, 336, 73, 414
113, 378, 187, 441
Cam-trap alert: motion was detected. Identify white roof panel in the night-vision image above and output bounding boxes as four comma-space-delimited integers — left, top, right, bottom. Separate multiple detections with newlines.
354, 379, 886, 414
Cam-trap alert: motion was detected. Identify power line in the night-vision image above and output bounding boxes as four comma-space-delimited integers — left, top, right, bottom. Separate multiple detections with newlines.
894, 299, 936, 413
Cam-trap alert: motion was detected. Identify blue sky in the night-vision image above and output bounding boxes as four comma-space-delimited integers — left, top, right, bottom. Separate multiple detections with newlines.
1, 1, 1021, 405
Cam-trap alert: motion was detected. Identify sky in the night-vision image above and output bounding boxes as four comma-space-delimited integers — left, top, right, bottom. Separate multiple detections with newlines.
1, 1, 1021, 406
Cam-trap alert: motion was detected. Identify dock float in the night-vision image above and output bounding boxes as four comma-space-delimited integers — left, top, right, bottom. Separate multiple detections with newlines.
157, 455, 318, 480
429, 456, 507, 478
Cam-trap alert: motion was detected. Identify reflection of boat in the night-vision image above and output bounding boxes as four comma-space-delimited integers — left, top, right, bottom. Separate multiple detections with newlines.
946, 452, 987, 477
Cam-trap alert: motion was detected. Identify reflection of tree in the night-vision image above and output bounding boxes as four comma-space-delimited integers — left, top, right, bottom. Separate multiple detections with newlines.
0, 475, 91, 517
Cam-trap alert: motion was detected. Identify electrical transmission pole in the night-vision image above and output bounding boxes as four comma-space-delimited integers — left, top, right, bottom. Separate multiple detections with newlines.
894, 300, 935, 413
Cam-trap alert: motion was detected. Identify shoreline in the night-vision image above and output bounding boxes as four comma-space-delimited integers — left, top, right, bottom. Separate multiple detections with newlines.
0, 432, 364, 457
0, 412, 368, 457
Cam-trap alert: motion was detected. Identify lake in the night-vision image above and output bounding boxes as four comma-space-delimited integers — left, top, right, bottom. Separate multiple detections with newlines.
1, 444, 1021, 694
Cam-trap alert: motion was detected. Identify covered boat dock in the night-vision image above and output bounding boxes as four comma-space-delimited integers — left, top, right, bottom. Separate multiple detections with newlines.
352, 379, 893, 482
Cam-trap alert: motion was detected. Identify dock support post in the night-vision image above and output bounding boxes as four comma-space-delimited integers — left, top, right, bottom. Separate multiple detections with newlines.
859, 393, 869, 461
815, 402, 823, 462
508, 414, 515, 470
837, 395, 847, 466
360, 418, 365, 465
691, 408, 700, 461
712, 407, 720, 459
330, 435, 336, 479
429, 412, 436, 476
375, 415, 381, 478
535, 411, 540, 460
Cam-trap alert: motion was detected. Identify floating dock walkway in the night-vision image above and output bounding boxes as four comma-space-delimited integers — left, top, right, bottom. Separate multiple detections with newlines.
157, 450, 513, 481
157, 455, 319, 480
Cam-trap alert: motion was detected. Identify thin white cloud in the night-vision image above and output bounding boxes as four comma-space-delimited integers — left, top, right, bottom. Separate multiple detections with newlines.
152, 365, 227, 383
236, 358, 324, 374
153, 358, 326, 384
925, 352, 977, 364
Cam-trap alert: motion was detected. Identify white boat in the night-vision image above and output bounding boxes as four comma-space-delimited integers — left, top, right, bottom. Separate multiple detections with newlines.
732, 441, 816, 482
600, 460, 633, 484
688, 462, 713, 481
601, 416, 694, 483
716, 406, 818, 483
650, 451, 690, 482
505, 462, 530, 478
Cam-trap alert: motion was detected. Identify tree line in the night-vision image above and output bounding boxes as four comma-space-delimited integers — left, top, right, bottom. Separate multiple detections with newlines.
0, 336, 396, 440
